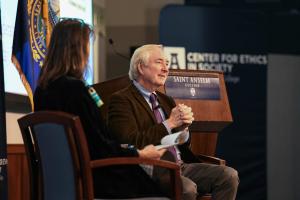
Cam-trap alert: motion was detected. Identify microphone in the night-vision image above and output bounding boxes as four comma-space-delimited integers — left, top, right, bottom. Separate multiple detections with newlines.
108, 38, 130, 60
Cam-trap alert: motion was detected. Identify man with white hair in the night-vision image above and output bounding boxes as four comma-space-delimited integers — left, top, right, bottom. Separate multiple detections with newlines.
108, 44, 239, 200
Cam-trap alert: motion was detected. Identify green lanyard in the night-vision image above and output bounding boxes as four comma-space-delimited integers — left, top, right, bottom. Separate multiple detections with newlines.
84, 81, 104, 108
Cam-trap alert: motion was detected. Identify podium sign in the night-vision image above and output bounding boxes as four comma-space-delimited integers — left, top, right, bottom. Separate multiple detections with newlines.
165, 75, 220, 100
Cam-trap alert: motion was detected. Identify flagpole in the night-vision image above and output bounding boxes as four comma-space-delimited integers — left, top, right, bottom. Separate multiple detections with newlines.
42, 0, 51, 46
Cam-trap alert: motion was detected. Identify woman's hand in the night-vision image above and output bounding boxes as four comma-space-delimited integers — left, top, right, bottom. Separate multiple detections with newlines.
137, 144, 166, 159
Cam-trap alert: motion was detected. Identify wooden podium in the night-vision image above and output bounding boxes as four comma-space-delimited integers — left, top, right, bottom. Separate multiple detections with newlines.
161, 70, 233, 157
93, 69, 232, 157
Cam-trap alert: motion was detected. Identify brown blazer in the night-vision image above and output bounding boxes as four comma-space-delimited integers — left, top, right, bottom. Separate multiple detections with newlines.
108, 82, 200, 163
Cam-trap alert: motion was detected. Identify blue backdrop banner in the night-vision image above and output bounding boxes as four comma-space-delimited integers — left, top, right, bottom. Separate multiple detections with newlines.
160, 5, 267, 200
0, 6, 8, 200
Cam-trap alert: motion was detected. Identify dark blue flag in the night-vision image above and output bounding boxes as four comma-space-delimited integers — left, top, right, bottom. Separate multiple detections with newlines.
11, 0, 59, 109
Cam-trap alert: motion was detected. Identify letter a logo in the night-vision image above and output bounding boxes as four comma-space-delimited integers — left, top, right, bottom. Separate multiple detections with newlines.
163, 47, 186, 69
170, 53, 179, 68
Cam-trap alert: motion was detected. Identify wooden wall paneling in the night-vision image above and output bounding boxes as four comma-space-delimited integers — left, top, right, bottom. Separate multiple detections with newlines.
7, 144, 29, 200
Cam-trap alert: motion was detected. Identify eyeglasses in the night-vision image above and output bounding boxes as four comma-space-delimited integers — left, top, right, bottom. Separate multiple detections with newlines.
59, 17, 85, 26
58, 17, 95, 30
58, 17, 94, 39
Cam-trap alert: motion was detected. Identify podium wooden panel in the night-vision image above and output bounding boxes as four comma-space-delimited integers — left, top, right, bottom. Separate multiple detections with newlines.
93, 69, 232, 157
162, 70, 233, 156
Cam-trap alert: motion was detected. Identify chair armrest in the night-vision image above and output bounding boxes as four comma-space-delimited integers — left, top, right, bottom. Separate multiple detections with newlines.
197, 154, 226, 166
90, 157, 181, 200
90, 157, 179, 170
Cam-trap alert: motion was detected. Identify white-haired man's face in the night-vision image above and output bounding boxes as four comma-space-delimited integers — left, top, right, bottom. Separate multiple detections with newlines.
137, 47, 169, 91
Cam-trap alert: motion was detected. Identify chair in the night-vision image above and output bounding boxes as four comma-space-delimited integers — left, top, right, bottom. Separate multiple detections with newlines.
93, 75, 227, 200
18, 111, 181, 200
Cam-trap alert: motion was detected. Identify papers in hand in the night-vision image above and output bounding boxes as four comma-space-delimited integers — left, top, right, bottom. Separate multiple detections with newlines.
155, 130, 189, 150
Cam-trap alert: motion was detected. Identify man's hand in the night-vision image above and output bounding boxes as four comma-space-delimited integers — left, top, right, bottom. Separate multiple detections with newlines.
138, 145, 166, 159
166, 104, 194, 130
